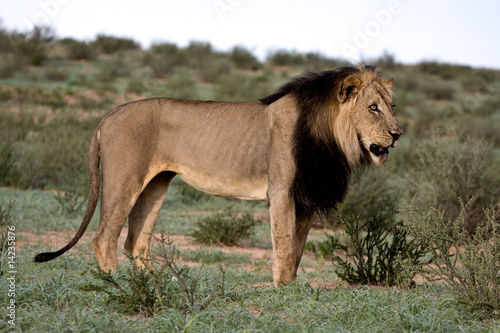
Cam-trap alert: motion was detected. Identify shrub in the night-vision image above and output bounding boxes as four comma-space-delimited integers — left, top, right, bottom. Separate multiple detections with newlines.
81, 234, 226, 317
59, 38, 94, 60
329, 166, 403, 228
199, 58, 231, 83
266, 49, 305, 66
327, 214, 426, 288
374, 51, 401, 70
302, 52, 344, 71
17, 25, 50, 66
417, 60, 472, 80
0, 53, 22, 78
97, 54, 130, 83
144, 42, 189, 77
409, 134, 500, 235
92, 34, 140, 54
230, 45, 261, 70
402, 200, 500, 313
189, 209, 260, 246
186, 40, 213, 69
54, 187, 87, 217
163, 71, 198, 99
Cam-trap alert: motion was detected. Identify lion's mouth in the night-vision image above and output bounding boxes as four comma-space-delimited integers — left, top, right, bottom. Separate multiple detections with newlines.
369, 144, 390, 157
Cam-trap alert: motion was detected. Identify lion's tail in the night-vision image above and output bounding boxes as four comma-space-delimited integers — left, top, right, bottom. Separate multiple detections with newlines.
34, 126, 101, 263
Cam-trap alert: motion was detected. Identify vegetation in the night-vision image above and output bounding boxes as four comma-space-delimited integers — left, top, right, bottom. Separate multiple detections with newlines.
0, 22, 499, 330
322, 215, 425, 288
81, 234, 226, 317
189, 209, 261, 246
403, 200, 500, 314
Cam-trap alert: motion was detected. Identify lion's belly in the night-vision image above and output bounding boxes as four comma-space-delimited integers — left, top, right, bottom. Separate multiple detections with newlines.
178, 172, 268, 201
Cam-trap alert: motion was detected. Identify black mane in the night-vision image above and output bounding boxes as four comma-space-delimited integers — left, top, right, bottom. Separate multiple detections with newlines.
261, 67, 374, 218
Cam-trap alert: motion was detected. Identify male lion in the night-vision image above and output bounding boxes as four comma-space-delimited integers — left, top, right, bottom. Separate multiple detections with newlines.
35, 66, 403, 287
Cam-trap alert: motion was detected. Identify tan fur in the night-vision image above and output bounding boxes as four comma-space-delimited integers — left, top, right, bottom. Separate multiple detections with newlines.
35, 66, 402, 287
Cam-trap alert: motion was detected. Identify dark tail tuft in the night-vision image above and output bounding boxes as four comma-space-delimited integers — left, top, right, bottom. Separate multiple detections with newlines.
34, 251, 62, 262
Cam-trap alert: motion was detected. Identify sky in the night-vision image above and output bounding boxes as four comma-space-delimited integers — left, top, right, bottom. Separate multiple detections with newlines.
1, 0, 499, 69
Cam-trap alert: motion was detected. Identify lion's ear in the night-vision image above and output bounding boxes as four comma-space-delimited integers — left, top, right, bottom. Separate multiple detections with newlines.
339, 75, 362, 103
382, 78, 394, 92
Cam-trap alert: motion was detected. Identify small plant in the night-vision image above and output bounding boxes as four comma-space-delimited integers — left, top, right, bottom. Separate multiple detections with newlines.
329, 214, 426, 288
54, 188, 87, 217
402, 199, 500, 313
189, 209, 260, 246
81, 233, 226, 317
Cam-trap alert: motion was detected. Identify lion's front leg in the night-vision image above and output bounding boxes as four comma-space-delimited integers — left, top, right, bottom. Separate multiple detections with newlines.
269, 191, 300, 287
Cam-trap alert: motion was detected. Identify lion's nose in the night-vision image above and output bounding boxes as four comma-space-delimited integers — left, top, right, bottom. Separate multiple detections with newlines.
389, 130, 402, 142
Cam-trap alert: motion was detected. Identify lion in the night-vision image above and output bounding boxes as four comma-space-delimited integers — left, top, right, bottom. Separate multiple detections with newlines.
35, 65, 403, 287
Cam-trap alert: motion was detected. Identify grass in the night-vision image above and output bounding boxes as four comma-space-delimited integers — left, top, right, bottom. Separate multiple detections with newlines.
0, 247, 496, 332
0, 188, 498, 331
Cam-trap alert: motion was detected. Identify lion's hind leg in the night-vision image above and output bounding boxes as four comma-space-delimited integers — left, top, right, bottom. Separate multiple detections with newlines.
93, 180, 143, 272
125, 172, 175, 269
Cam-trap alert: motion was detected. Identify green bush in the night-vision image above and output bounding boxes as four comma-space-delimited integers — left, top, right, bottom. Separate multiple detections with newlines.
186, 40, 213, 69
302, 52, 344, 71
81, 234, 226, 317
17, 25, 51, 66
163, 71, 198, 99
54, 187, 87, 217
199, 58, 231, 83
409, 135, 500, 235
59, 38, 94, 60
421, 79, 457, 100
329, 166, 403, 228
92, 34, 140, 54
402, 200, 500, 313
0, 53, 22, 78
417, 60, 472, 81
97, 54, 130, 83
327, 214, 426, 288
189, 209, 260, 246
266, 49, 305, 66
144, 42, 189, 77
230, 45, 261, 70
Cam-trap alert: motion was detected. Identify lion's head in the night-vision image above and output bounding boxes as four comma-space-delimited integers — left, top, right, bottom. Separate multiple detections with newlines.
335, 66, 403, 166
261, 65, 403, 216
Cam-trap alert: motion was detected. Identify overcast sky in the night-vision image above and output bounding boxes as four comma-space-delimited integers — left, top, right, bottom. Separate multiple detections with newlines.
2, 0, 499, 69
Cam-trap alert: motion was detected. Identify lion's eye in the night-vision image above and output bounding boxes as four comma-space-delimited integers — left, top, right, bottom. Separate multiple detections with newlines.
369, 104, 379, 113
